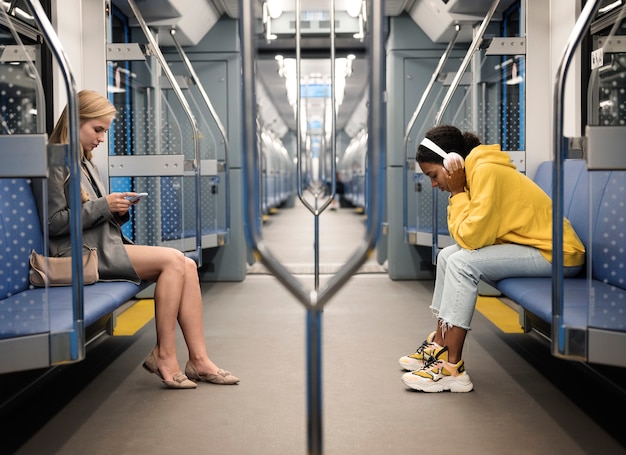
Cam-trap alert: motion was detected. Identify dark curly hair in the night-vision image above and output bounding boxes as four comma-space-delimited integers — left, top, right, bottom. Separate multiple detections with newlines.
416, 125, 481, 165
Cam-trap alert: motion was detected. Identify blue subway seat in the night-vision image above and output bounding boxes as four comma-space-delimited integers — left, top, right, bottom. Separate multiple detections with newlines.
0, 178, 150, 341
495, 160, 626, 332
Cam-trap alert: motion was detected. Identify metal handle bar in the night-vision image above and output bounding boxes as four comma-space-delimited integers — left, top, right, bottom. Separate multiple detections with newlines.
430, 0, 500, 264
405, 26, 461, 144
240, 0, 384, 453
434, 0, 500, 126
402, 25, 460, 235
551, 0, 601, 356
168, 28, 232, 239
25, 0, 84, 361
240, 0, 382, 307
126, 0, 203, 266
295, 1, 337, 218
294, 0, 337, 288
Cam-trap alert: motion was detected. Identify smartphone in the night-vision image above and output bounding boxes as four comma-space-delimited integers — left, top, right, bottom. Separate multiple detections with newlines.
125, 192, 148, 202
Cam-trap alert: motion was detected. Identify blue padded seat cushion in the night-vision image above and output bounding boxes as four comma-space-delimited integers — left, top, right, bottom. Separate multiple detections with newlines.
0, 281, 150, 338
496, 277, 625, 330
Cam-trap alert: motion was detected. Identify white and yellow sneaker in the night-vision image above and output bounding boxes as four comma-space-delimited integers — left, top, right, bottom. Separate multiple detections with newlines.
398, 331, 438, 371
402, 345, 474, 393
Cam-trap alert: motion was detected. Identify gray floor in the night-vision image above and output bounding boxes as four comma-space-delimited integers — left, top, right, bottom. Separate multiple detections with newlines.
10, 202, 626, 454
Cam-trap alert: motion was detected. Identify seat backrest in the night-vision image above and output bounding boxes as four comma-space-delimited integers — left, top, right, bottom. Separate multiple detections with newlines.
160, 176, 182, 241
533, 160, 590, 277
533, 160, 587, 221
532, 160, 553, 197
0, 178, 44, 300
590, 170, 626, 289
563, 160, 596, 249
533, 162, 626, 289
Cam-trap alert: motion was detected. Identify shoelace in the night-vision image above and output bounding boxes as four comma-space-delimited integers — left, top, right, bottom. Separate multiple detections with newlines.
414, 340, 434, 355
420, 356, 441, 371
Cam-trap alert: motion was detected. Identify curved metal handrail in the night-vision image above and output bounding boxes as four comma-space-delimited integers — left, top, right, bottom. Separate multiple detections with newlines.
402, 26, 460, 238
126, 0, 203, 266
293, 0, 337, 289
241, 0, 382, 306
168, 28, 232, 242
430, 0, 500, 264
25, 0, 84, 361
240, 0, 384, 453
551, 0, 601, 357
241, 0, 383, 307
434, 1, 500, 127
294, 7, 337, 219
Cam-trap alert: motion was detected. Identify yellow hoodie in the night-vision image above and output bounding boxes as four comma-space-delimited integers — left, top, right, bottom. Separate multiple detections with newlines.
447, 144, 585, 267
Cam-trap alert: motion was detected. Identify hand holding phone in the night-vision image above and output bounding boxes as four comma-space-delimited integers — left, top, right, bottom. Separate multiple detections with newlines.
125, 192, 148, 203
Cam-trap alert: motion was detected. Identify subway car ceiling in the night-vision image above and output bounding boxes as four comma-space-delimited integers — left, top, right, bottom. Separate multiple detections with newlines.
111, 0, 518, 140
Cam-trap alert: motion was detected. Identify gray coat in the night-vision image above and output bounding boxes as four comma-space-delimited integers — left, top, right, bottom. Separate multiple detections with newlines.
44, 160, 141, 284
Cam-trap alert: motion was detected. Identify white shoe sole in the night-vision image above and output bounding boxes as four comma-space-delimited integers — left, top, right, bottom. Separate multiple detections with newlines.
402, 373, 474, 393
398, 356, 425, 371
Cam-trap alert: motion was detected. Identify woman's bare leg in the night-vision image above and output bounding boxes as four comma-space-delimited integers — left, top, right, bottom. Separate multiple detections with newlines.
176, 256, 221, 375
125, 245, 221, 378
125, 244, 187, 382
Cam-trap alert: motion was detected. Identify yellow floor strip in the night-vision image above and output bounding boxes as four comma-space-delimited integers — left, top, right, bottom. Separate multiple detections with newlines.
114, 297, 521, 336
475, 296, 524, 333
113, 299, 155, 336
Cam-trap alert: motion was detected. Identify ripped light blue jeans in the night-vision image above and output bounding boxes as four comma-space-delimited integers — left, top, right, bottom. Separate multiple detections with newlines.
432, 243, 583, 331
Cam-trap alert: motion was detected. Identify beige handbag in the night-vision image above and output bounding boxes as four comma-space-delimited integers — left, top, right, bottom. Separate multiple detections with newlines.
29, 246, 99, 287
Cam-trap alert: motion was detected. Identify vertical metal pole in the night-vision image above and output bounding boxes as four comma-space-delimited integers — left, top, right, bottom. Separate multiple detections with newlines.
295, 0, 303, 202
306, 308, 323, 455
314, 215, 320, 290
25, 0, 84, 361
551, 0, 601, 356
240, 2, 384, 454
329, 0, 337, 205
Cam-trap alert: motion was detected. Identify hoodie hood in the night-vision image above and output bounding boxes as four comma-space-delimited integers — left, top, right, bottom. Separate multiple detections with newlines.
464, 144, 516, 177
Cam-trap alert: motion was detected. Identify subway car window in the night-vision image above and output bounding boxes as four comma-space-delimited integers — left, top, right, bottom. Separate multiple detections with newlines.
0, 4, 45, 134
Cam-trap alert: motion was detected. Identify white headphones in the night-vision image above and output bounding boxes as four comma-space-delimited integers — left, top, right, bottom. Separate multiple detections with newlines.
420, 137, 465, 172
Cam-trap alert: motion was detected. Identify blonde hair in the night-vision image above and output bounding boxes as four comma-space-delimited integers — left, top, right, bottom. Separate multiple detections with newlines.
49, 90, 117, 202
49, 89, 117, 161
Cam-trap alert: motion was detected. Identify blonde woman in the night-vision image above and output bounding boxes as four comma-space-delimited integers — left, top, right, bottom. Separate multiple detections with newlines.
45, 90, 238, 389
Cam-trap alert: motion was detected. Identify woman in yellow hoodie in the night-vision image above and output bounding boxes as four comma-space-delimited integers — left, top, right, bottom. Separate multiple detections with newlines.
400, 125, 585, 393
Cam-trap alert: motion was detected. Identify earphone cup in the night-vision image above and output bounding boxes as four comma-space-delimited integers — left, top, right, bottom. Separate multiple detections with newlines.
444, 152, 465, 172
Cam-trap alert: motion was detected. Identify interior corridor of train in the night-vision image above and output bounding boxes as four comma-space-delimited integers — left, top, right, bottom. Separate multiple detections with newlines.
1, 201, 625, 454
1, 0, 626, 453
